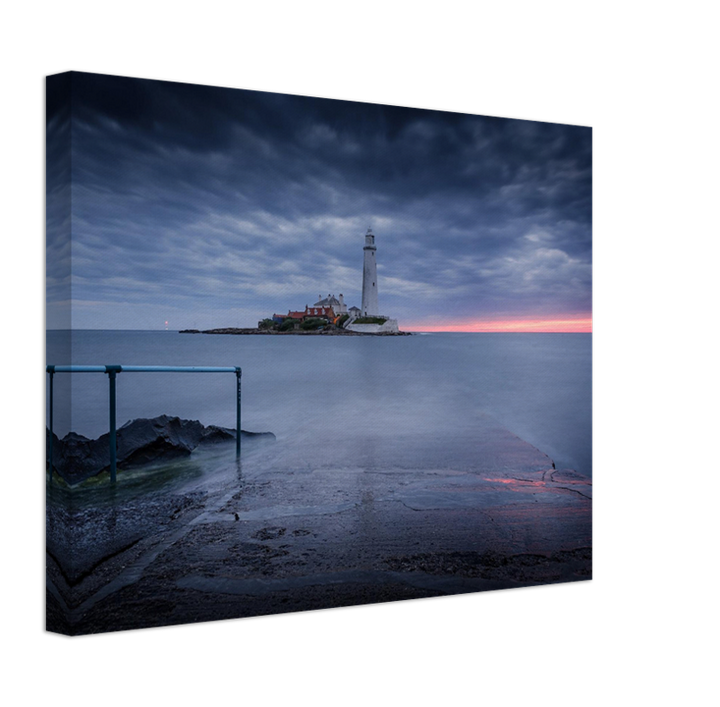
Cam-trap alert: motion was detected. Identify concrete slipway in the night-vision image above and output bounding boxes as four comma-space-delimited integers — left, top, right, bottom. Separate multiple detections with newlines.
46, 414, 591, 635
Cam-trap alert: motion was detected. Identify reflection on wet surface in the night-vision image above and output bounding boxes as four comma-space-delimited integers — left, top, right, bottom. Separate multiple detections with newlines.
47, 414, 591, 635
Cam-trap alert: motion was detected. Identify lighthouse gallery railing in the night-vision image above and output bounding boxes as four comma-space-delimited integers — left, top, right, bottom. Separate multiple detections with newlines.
46, 365, 242, 483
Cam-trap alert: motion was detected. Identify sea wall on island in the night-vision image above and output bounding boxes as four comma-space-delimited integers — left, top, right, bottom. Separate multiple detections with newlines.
345, 318, 400, 334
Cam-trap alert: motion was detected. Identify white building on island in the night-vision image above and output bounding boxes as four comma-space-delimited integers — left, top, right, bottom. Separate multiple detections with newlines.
312, 293, 348, 315
345, 228, 399, 333
361, 228, 379, 316
269, 228, 400, 333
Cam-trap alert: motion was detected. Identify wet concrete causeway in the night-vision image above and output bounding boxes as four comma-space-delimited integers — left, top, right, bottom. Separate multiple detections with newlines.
46, 416, 591, 634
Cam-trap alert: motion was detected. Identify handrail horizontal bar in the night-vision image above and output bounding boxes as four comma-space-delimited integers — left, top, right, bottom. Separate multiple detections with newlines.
48, 365, 107, 373
47, 365, 239, 373
120, 366, 239, 373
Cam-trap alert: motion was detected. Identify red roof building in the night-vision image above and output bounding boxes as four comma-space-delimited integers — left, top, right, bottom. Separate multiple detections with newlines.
273, 306, 338, 325
304, 306, 335, 320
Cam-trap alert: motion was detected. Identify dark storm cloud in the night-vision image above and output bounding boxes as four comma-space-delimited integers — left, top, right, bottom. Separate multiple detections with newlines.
46, 73, 72, 328
46, 72, 591, 329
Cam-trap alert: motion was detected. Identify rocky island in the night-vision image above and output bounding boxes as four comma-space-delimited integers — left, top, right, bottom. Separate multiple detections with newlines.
179, 327, 411, 336
180, 229, 411, 336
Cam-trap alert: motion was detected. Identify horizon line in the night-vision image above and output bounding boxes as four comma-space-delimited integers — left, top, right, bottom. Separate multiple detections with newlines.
46, 326, 593, 334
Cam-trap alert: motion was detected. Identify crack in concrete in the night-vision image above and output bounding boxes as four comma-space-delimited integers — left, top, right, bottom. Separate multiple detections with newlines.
553, 485, 592, 501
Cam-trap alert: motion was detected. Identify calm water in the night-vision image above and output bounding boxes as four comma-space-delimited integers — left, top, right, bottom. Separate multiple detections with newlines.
46, 331, 592, 478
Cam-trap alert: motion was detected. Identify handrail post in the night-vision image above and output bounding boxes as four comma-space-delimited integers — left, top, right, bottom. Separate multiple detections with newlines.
105, 365, 122, 482
47, 365, 55, 483
235, 367, 242, 457
46, 364, 244, 481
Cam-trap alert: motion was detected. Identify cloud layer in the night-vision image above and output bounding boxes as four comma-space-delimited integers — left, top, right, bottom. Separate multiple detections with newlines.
47, 72, 592, 330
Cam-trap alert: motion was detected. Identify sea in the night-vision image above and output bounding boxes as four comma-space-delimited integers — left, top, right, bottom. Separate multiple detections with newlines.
45, 330, 592, 479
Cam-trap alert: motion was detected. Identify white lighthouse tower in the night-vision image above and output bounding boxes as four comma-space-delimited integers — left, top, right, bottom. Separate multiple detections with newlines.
345, 226, 400, 333
361, 227, 379, 316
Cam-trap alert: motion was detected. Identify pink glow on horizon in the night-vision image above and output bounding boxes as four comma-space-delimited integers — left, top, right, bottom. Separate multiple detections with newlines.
404, 315, 592, 333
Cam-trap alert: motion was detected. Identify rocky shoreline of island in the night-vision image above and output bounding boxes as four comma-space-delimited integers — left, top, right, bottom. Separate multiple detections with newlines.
179, 327, 412, 336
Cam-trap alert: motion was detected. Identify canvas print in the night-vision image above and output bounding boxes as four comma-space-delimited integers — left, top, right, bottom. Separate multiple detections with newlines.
46, 72, 592, 635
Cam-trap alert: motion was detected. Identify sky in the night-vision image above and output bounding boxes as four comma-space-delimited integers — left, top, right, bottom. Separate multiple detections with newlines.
46, 72, 591, 332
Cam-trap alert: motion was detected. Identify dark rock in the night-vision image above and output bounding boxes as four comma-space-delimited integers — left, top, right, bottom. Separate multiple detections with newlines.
47, 429, 110, 484
116, 415, 205, 468
47, 415, 275, 485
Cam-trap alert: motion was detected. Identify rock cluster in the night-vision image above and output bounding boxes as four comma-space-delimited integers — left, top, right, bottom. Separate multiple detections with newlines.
47, 415, 274, 484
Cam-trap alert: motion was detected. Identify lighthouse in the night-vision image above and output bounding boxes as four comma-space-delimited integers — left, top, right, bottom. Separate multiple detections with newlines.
361, 227, 379, 316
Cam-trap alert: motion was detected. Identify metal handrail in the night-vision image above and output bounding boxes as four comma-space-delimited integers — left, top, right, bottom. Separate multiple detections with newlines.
46, 365, 242, 483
